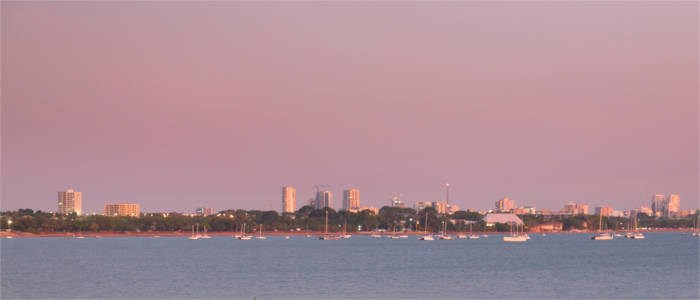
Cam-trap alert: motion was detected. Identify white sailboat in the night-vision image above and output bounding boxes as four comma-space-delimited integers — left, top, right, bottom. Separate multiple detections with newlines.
591, 214, 613, 240
256, 224, 267, 239
418, 213, 434, 241
629, 215, 644, 239
237, 224, 252, 240
201, 225, 212, 239
188, 224, 201, 240
503, 222, 527, 242
319, 210, 340, 240
468, 223, 480, 239
438, 222, 454, 240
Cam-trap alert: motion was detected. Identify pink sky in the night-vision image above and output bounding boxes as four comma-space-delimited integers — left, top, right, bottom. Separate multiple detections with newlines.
2, 2, 698, 213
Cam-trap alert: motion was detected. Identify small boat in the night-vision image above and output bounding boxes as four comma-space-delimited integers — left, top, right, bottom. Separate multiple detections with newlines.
285, 236, 290, 240
370, 234, 382, 238
591, 214, 613, 240
342, 234, 352, 239
457, 234, 468, 239
437, 221, 453, 240
388, 235, 400, 239
541, 233, 546, 237
481, 234, 489, 238
5, 236, 13, 239
630, 232, 645, 239
399, 235, 409, 239
467, 224, 479, 239
503, 235, 527, 242
75, 236, 85, 239
237, 224, 251, 240
418, 235, 434, 241
189, 224, 201, 240
614, 233, 623, 238
319, 209, 337, 241
418, 213, 434, 241
201, 226, 212, 239
256, 224, 267, 240
503, 223, 527, 242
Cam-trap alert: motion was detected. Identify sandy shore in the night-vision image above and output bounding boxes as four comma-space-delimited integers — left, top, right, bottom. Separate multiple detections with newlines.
0, 228, 695, 238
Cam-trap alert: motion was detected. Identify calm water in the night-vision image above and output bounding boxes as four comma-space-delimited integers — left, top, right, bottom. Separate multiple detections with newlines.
2, 232, 698, 299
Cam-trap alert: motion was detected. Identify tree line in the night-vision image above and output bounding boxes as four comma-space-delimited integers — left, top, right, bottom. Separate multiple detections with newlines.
1, 207, 697, 233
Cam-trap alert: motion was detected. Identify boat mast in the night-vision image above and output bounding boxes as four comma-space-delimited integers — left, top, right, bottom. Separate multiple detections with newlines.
325, 209, 328, 235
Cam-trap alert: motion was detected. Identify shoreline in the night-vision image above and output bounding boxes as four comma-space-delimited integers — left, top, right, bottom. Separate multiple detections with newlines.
0, 228, 696, 238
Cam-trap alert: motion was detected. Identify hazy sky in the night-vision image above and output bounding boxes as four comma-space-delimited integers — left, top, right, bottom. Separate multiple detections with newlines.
2, 2, 698, 213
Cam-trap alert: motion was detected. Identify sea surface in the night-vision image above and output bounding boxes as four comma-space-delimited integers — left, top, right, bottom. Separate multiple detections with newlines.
2, 232, 699, 299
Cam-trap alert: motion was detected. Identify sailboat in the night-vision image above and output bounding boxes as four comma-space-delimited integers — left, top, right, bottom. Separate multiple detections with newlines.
591, 214, 613, 240
629, 215, 644, 239
439, 222, 454, 240
319, 210, 340, 240
256, 224, 267, 239
237, 224, 252, 240
418, 213, 434, 241
188, 224, 201, 240
342, 220, 352, 239
468, 223, 480, 239
692, 212, 699, 237
201, 225, 212, 239
503, 222, 527, 242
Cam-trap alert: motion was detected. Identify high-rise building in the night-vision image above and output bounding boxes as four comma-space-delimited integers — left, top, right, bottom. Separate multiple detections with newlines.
196, 207, 215, 216
495, 197, 516, 212
595, 206, 614, 216
666, 194, 680, 217
315, 190, 332, 209
104, 203, 140, 217
282, 186, 296, 213
651, 194, 665, 216
343, 189, 360, 210
58, 189, 82, 215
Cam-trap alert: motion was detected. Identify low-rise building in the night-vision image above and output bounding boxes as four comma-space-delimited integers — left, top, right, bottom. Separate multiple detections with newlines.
104, 203, 140, 217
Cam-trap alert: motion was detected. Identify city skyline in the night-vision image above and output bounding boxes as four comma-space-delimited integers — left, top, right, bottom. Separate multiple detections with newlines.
39, 186, 697, 216
2, 2, 698, 213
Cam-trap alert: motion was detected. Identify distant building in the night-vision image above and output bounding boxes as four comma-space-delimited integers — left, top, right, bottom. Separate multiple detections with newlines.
58, 189, 82, 216
446, 204, 459, 214
595, 206, 613, 217
343, 189, 360, 210
651, 194, 665, 216
483, 213, 523, 227
195, 207, 215, 216
432, 201, 448, 214
679, 209, 695, 218
104, 203, 140, 217
415, 201, 432, 211
390, 196, 405, 208
514, 206, 536, 215
282, 186, 296, 213
348, 206, 379, 215
495, 197, 516, 212
640, 206, 653, 216
531, 222, 563, 232
562, 202, 588, 215
666, 194, 680, 217
315, 190, 332, 209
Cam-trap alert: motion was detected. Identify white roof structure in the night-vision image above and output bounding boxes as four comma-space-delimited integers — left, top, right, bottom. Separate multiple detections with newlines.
483, 213, 523, 226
